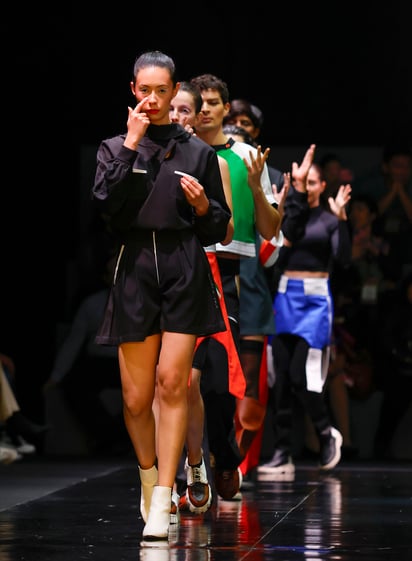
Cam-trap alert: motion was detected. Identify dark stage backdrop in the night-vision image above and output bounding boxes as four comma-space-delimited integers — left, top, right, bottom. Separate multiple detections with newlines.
70, 9, 411, 148
1, 7, 411, 422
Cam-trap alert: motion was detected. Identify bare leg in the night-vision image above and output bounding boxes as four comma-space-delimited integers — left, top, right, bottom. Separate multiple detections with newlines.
120, 332, 195, 539
154, 331, 196, 487
119, 336, 160, 469
185, 367, 204, 465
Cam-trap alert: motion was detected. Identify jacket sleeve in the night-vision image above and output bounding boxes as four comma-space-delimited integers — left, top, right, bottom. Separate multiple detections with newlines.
281, 186, 310, 243
92, 139, 152, 229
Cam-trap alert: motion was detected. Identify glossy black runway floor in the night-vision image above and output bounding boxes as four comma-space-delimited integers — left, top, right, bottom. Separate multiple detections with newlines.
1, 456, 411, 560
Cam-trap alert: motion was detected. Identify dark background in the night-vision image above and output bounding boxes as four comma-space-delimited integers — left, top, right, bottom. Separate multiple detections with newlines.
1, 7, 411, 421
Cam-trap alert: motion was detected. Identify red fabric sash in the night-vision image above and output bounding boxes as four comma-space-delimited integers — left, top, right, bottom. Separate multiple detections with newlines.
194, 252, 245, 399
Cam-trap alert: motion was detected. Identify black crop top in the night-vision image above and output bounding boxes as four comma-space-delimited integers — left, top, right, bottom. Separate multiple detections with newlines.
278, 187, 351, 273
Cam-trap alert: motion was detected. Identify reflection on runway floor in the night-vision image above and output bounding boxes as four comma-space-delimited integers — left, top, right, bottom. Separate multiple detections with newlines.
0, 458, 411, 560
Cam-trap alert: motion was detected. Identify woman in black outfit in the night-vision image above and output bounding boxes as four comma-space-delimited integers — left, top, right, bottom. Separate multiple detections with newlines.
92, 51, 231, 544
259, 149, 352, 475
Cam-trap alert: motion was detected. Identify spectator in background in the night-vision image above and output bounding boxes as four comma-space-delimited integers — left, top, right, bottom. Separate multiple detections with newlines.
42, 252, 130, 456
353, 142, 412, 278
334, 194, 394, 353
318, 152, 354, 203
0, 364, 23, 464
374, 272, 412, 459
0, 358, 48, 459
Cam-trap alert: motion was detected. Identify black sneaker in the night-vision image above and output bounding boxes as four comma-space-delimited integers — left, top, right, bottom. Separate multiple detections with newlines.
257, 448, 295, 476
214, 468, 241, 500
319, 427, 343, 470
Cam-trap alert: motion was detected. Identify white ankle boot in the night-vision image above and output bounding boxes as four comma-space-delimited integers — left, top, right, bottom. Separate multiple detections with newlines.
138, 465, 158, 523
142, 485, 172, 541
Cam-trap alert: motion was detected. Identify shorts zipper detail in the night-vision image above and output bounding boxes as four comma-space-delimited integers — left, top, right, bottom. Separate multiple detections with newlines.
113, 245, 125, 285
152, 231, 160, 285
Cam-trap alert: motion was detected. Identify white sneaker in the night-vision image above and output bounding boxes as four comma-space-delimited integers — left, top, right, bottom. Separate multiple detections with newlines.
185, 456, 212, 513
169, 491, 180, 525
3, 435, 36, 455
0, 445, 22, 464
17, 437, 36, 455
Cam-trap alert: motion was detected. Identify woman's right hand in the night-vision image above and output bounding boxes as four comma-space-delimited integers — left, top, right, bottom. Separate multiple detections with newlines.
291, 144, 316, 192
124, 97, 151, 150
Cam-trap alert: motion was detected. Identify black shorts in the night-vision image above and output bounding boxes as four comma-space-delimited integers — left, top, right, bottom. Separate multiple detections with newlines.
96, 230, 225, 345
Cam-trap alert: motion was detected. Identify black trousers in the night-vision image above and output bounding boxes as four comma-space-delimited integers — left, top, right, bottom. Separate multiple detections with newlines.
269, 334, 332, 453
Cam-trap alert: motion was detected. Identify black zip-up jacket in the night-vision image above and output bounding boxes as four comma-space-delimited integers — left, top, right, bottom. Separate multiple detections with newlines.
92, 123, 231, 246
